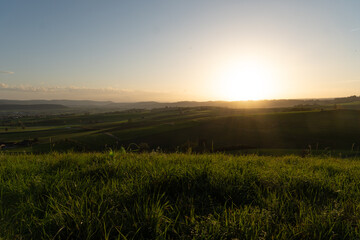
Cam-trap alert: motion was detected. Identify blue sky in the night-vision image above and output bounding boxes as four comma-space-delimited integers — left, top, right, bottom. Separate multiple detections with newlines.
1, 0, 360, 101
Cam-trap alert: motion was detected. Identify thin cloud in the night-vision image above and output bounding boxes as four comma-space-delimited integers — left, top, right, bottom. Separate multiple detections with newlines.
0, 71, 14, 74
351, 27, 360, 32
0, 83, 185, 102
0, 84, 124, 93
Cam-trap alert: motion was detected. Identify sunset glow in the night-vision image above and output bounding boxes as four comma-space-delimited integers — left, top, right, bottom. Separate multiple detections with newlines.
1, 1, 360, 101
215, 60, 278, 101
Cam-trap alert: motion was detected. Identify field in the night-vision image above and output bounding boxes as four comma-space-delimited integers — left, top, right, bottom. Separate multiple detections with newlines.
1, 152, 360, 239
3, 105, 360, 239
2, 106, 360, 155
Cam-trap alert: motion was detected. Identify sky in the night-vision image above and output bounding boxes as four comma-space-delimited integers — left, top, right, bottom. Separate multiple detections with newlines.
1, 0, 360, 102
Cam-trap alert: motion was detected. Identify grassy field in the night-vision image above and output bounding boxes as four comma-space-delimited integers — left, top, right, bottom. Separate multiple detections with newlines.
3, 107, 360, 155
1, 152, 360, 239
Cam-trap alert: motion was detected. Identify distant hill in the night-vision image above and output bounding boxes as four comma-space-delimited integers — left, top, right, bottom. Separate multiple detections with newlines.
0, 95, 359, 111
0, 99, 111, 107
0, 104, 68, 111
102, 98, 351, 109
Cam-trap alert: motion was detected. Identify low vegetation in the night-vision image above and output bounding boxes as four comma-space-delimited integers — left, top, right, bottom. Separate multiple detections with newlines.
3, 107, 360, 155
1, 152, 360, 239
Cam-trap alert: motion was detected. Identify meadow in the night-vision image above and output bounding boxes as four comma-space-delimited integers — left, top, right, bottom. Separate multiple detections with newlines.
2, 104, 360, 239
1, 152, 360, 239
2, 106, 360, 155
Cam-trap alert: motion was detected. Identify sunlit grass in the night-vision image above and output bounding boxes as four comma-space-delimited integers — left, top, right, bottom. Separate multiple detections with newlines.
1, 152, 360, 239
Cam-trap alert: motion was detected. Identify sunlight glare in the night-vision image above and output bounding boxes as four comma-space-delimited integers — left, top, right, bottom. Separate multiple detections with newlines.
217, 60, 276, 101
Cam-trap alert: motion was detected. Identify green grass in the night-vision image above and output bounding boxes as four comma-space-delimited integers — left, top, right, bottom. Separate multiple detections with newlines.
4, 108, 360, 154
1, 152, 360, 239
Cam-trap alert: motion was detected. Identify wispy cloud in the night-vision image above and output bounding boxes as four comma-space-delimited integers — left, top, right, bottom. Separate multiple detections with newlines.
351, 27, 360, 32
0, 70, 14, 74
0, 83, 188, 102
0, 84, 136, 94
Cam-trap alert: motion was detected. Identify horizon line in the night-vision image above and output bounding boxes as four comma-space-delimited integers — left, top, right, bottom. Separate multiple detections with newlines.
0, 95, 355, 104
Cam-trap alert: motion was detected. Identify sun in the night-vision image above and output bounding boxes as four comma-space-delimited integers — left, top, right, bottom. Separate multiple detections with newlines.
216, 59, 276, 101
